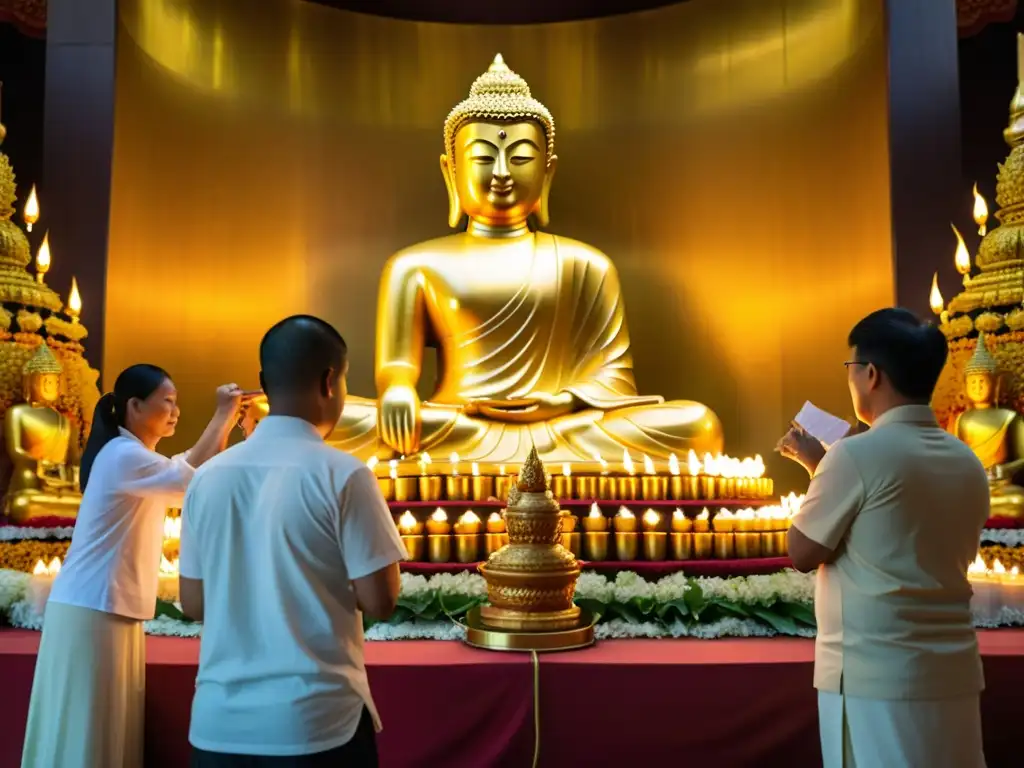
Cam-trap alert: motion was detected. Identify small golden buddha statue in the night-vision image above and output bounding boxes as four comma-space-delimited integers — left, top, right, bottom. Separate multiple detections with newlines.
478, 447, 581, 632
950, 333, 1024, 518
3, 342, 82, 522
324, 54, 724, 467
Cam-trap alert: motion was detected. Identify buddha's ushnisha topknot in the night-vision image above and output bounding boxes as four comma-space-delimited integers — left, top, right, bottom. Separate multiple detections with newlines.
23, 342, 62, 376
965, 332, 998, 376
443, 54, 555, 167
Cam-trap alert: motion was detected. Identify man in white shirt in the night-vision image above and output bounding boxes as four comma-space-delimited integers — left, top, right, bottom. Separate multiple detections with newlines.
779, 308, 989, 768
179, 315, 407, 767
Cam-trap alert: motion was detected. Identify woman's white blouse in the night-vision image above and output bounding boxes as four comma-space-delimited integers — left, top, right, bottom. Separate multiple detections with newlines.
49, 428, 194, 620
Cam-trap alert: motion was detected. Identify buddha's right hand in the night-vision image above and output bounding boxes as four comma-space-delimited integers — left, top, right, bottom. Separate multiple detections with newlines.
379, 384, 422, 455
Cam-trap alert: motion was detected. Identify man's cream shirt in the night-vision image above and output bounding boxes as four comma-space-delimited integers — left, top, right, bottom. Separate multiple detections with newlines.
792, 404, 990, 700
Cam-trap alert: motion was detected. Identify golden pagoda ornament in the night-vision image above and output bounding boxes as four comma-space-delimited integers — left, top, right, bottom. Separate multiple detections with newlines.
465, 447, 595, 651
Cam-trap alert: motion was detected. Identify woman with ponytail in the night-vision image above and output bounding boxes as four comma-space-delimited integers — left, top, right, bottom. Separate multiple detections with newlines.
21, 364, 248, 768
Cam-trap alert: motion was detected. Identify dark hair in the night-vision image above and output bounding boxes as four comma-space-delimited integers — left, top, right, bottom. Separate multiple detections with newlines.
80, 364, 170, 491
258, 315, 347, 398
847, 307, 947, 401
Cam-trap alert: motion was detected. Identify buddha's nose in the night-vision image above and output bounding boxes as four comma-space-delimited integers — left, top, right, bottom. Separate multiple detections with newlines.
493, 152, 511, 181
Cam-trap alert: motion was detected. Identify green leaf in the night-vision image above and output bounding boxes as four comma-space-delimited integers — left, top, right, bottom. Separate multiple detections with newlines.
397, 592, 437, 616
683, 581, 707, 618
708, 598, 751, 618
154, 599, 189, 622
628, 595, 656, 618
775, 601, 816, 627
386, 606, 414, 625
573, 597, 606, 622
748, 605, 802, 635
438, 592, 485, 619
655, 598, 690, 623
607, 601, 644, 624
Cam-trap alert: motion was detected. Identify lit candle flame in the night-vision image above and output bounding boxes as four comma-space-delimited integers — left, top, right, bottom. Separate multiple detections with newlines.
471, 462, 480, 477
673, 509, 685, 521
929, 273, 944, 316
458, 510, 481, 525
993, 559, 1007, 575
561, 463, 571, 477
163, 515, 182, 540
616, 507, 635, 519
687, 450, 702, 476
35, 231, 51, 278
752, 455, 766, 478
622, 450, 636, 476
715, 509, 734, 520
449, 452, 460, 475
419, 452, 431, 474
696, 508, 710, 521
588, 503, 602, 518
642, 509, 660, 527
968, 554, 988, 575
598, 457, 609, 474
951, 223, 971, 276
668, 453, 680, 476
32, 559, 46, 576
703, 453, 720, 476
488, 512, 502, 524
643, 455, 655, 475
366, 456, 379, 471
23, 184, 39, 231
431, 508, 448, 523
499, 464, 506, 476
160, 555, 179, 575
973, 183, 989, 236
47, 557, 62, 576
398, 510, 418, 533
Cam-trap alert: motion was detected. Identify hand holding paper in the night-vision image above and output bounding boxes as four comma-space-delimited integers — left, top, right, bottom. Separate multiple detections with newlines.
793, 401, 851, 448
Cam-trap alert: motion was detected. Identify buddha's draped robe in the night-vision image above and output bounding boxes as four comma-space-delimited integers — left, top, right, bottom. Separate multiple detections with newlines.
328, 232, 723, 465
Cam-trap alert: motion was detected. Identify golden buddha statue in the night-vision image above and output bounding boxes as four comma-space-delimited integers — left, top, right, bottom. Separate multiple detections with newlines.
950, 333, 1024, 518
478, 447, 582, 632
323, 54, 723, 468
4, 342, 82, 522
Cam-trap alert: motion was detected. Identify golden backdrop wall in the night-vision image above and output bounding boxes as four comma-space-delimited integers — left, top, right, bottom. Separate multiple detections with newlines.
106, 0, 893, 491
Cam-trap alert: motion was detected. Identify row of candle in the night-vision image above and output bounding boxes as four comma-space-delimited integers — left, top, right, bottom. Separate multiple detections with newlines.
968, 556, 1024, 620
369, 451, 774, 503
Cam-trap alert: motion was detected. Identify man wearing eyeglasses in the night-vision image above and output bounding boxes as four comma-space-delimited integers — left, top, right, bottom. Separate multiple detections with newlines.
778, 308, 989, 768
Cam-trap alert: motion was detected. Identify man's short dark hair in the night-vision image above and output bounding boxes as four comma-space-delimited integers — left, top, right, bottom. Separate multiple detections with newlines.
847, 308, 948, 401
259, 315, 348, 396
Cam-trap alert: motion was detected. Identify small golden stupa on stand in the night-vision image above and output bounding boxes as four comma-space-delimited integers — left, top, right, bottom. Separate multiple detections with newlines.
465, 448, 595, 652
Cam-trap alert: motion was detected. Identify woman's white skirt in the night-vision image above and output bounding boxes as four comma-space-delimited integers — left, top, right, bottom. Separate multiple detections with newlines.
21, 601, 146, 768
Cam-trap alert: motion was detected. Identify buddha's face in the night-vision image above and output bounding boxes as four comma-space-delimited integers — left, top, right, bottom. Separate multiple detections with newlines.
966, 372, 994, 405
25, 373, 60, 404
451, 120, 549, 226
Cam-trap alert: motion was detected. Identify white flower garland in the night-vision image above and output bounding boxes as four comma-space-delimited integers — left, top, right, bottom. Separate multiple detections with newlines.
980, 529, 1024, 547
0, 525, 75, 542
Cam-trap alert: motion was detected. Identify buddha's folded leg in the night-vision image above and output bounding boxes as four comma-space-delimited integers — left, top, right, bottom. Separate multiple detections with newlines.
990, 484, 1024, 519
554, 400, 724, 460
326, 396, 383, 461
6, 491, 82, 524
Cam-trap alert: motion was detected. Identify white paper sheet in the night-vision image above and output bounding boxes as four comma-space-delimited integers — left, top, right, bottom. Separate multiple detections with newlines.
793, 401, 851, 448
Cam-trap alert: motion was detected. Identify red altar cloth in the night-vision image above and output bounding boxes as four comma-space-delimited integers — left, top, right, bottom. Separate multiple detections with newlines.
1, 630, 1021, 767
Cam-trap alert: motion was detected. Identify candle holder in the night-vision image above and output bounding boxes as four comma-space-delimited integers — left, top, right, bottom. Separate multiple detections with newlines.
561, 513, 578, 533
454, 533, 481, 563
643, 532, 667, 561
670, 532, 693, 560
401, 534, 425, 561
615, 531, 639, 561
693, 532, 713, 559
699, 476, 717, 500
484, 532, 508, 556
494, 475, 514, 503
561, 532, 582, 557
734, 532, 762, 559
670, 475, 699, 501
582, 513, 608, 533
574, 475, 598, 500
551, 475, 572, 500
613, 515, 638, 534
470, 475, 495, 502
617, 476, 639, 501
761, 478, 774, 498
640, 475, 668, 501
717, 477, 736, 499
394, 477, 418, 503
418, 476, 443, 502
583, 531, 609, 561
376, 478, 395, 502
762, 531, 782, 558
446, 475, 471, 501
773, 531, 788, 556
597, 475, 614, 500
713, 532, 735, 560
428, 535, 451, 563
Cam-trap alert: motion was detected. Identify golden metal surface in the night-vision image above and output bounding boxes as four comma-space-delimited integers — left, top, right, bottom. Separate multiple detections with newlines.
463, 606, 596, 652
108, 0, 893, 494
949, 335, 1024, 518
4, 343, 82, 522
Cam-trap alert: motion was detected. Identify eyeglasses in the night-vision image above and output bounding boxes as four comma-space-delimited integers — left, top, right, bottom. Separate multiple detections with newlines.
843, 361, 869, 369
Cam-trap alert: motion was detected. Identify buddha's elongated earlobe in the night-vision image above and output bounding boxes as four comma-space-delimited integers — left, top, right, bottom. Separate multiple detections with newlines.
440, 154, 463, 229
535, 155, 558, 228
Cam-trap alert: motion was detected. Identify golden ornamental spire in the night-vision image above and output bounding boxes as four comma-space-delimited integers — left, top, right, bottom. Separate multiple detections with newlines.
443, 54, 555, 166
517, 446, 548, 493
23, 341, 62, 376
965, 333, 999, 376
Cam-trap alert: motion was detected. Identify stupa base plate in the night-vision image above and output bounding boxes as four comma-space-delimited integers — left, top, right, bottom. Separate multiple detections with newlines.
462, 607, 596, 652
479, 604, 581, 632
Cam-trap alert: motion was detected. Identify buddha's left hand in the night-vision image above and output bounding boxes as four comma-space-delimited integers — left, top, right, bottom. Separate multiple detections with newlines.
469, 391, 575, 423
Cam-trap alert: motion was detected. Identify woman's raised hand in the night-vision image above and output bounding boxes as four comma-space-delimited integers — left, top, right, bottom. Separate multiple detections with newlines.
215, 383, 246, 420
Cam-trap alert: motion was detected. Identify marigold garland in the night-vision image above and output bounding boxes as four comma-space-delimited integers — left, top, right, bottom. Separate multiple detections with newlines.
0, 540, 69, 572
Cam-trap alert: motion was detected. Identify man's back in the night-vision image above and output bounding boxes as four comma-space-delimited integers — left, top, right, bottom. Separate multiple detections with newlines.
812, 405, 989, 699
180, 416, 405, 757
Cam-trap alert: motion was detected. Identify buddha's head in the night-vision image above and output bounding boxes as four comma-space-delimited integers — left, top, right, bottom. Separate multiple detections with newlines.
441, 54, 557, 229
964, 333, 998, 407
22, 342, 62, 405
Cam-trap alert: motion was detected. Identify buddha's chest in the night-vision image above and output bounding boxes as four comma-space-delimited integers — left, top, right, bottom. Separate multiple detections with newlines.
19, 407, 71, 462
957, 409, 1017, 465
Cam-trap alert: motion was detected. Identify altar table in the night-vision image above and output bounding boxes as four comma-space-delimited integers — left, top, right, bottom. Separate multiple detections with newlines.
1, 629, 1021, 767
